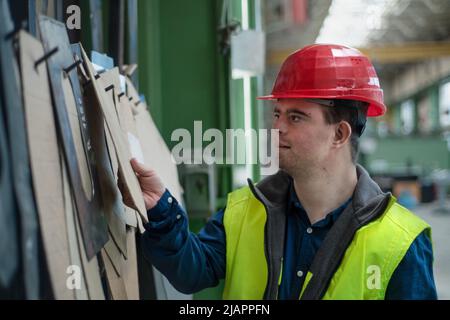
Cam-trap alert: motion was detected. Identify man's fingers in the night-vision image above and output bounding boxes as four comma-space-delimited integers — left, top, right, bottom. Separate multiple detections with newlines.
130, 158, 151, 176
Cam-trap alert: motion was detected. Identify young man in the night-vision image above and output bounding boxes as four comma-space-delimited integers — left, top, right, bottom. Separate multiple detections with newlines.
122, 44, 437, 299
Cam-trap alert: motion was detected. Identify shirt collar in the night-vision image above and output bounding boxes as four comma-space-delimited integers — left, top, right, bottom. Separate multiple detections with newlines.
288, 180, 352, 228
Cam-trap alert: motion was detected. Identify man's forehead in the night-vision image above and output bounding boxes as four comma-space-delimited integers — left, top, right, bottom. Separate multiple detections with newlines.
274, 99, 322, 113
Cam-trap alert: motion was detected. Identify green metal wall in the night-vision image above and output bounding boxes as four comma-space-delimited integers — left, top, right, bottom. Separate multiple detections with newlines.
137, 0, 234, 208
137, 0, 235, 300
138, 0, 221, 146
367, 79, 450, 174
366, 137, 449, 173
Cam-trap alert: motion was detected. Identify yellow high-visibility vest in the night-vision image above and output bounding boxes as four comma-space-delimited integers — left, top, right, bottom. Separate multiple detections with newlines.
222, 186, 431, 300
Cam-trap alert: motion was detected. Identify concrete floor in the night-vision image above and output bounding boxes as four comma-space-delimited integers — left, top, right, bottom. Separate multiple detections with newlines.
414, 200, 450, 300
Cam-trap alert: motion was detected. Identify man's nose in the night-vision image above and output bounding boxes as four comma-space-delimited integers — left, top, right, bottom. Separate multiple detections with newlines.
273, 118, 287, 135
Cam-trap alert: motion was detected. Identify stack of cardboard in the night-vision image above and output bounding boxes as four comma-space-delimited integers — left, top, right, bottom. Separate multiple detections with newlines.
0, 6, 184, 300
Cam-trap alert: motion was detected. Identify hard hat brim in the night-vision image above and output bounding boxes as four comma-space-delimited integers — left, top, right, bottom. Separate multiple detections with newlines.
257, 93, 386, 117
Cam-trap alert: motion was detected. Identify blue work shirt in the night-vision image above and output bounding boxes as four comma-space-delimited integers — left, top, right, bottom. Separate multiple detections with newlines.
141, 187, 437, 299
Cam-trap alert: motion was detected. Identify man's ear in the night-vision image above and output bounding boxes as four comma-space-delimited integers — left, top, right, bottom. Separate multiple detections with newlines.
333, 121, 352, 148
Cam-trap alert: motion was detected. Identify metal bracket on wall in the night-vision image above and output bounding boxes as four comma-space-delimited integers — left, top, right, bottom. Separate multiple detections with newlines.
39, 15, 109, 260
218, 0, 241, 56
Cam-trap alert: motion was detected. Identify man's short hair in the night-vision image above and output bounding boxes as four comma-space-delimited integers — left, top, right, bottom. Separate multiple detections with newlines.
319, 100, 369, 164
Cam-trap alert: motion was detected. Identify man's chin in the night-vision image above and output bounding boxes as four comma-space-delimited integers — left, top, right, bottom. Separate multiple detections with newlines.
279, 160, 306, 177
278, 161, 292, 174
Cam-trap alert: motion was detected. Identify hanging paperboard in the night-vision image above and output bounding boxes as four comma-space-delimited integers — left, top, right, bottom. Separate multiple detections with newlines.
0, 1, 40, 299
108, 73, 143, 229
94, 70, 142, 232
118, 89, 144, 163
83, 88, 128, 257
121, 81, 183, 233
122, 227, 139, 299
125, 77, 183, 199
61, 147, 106, 300
103, 234, 124, 277
62, 68, 94, 205
61, 154, 88, 300
93, 67, 136, 251
100, 249, 128, 300
75, 44, 128, 258
134, 102, 183, 202
80, 50, 147, 222
18, 31, 72, 299
127, 92, 190, 300
74, 212, 105, 300
0, 74, 19, 292
123, 207, 139, 228
39, 16, 108, 259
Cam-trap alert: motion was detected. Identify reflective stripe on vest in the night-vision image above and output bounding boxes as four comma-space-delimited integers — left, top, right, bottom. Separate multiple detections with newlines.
222, 186, 431, 300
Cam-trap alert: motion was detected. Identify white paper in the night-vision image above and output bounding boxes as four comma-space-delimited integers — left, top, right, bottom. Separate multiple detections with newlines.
127, 132, 145, 164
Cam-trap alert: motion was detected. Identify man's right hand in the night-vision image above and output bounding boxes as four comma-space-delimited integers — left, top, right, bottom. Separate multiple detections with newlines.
119, 158, 166, 211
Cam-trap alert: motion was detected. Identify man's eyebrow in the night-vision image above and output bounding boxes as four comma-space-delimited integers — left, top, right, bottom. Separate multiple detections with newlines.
287, 109, 311, 118
273, 106, 311, 118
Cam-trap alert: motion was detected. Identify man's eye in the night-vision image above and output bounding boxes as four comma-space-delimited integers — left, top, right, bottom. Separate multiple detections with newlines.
290, 115, 301, 122
273, 113, 280, 119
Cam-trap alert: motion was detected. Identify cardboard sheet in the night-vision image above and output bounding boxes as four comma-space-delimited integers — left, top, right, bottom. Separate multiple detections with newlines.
95, 68, 142, 230
63, 151, 106, 300
124, 81, 191, 299
74, 201, 106, 300
103, 233, 123, 277
83, 81, 128, 257
134, 102, 183, 202
124, 207, 138, 228
80, 47, 147, 222
125, 77, 140, 102
100, 249, 128, 300
120, 79, 183, 234
118, 90, 144, 162
61, 154, 88, 300
62, 72, 93, 200
18, 31, 72, 300
39, 16, 108, 259
1, 4, 40, 298
116, 77, 145, 229
122, 227, 139, 300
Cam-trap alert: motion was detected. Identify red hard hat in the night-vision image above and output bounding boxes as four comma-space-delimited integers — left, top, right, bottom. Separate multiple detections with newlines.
258, 44, 386, 117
